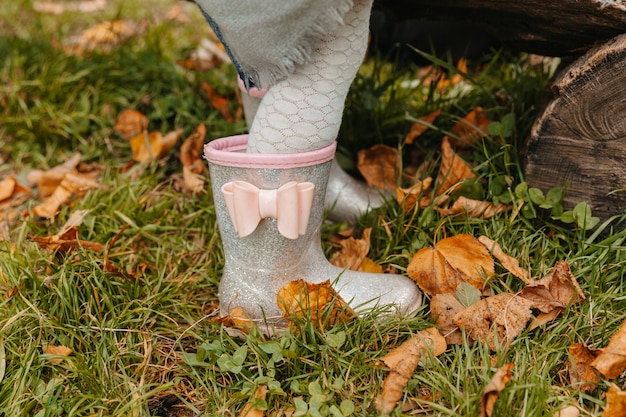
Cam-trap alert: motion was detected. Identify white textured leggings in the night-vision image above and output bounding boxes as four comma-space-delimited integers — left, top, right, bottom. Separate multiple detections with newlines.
246, 0, 373, 154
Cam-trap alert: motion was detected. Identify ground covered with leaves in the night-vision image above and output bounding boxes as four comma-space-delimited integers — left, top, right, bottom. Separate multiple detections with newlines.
2, 1, 626, 416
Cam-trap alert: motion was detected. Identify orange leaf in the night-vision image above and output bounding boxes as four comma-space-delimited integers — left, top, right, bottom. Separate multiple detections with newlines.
27, 152, 83, 198
449, 106, 492, 148
130, 129, 183, 162
375, 328, 446, 414
32, 226, 104, 253
479, 363, 514, 417
591, 319, 626, 379
454, 293, 533, 350
238, 385, 267, 417
478, 236, 532, 285
519, 261, 585, 314
276, 280, 354, 329
405, 109, 441, 145
215, 306, 256, 334
329, 228, 372, 271
32, 172, 100, 218
356, 144, 400, 190
407, 234, 494, 296
180, 124, 207, 193
568, 343, 601, 393
435, 137, 475, 198
396, 177, 433, 213
437, 196, 511, 220
115, 109, 148, 140
42, 344, 73, 364
202, 82, 234, 122
603, 384, 626, 417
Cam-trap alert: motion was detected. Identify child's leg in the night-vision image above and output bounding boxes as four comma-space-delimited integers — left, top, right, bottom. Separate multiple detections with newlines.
247, 0, 373, 154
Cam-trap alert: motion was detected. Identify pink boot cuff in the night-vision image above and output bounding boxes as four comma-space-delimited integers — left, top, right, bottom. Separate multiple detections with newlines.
204, 135, 336, 169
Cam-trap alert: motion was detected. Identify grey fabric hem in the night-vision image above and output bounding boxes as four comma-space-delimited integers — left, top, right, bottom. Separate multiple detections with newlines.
194, 0, 355, 89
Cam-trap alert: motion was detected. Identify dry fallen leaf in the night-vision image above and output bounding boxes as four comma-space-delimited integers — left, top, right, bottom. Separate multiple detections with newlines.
34, 0, 106, 14
568, 343, 601, 393
64, 19, 139, 55
32, 172, 100, 218
130, 129, 183, 162
396, 177, 433, 213
592, 319, 626, 379
32, 226, 104, 254
202, 82, 234, 122
356, 144, 400, 190
430, 293, 465, 345
329, 228, 372, 271
215, 306, 256, 334
375, 328, 446, 414
435, 137, 475, 198
179, 124, 207, 193
27, 152, 83, 198
405, 109, 441, 145
454, 293, 533, 350
603, 384, 626, 417
479, 363, 514, 417
115, 109, 148, 140
42, 345, 73, 365
519, 261, 585, 314
276, 280, 354, 329
448, 106, 492, 148
478, 236, 532, 285
552, 405, 580, 417
238, 385, 267, 417
407, 234, 494, 296
437, 197, 511, 220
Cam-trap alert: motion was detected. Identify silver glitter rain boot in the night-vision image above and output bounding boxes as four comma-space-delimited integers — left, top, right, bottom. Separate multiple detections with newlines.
238, 78, 386, 224
205, 134, 422, 329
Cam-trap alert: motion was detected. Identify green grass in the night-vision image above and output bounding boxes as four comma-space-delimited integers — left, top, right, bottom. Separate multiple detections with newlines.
2, 1, 626, 416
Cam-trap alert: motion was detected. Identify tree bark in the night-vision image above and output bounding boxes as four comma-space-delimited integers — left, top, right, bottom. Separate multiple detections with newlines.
376, 0, 626, 56
521, 33, 626, 221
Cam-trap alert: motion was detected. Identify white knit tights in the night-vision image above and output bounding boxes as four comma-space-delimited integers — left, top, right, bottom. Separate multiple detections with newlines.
246, 0, 373, 154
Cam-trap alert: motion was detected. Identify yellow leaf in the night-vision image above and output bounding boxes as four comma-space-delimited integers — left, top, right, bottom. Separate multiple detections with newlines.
435, 137, 475, 198
130, 129, 183, 162
407, 234, 494, 296
238, 385, 267, 417
115, 109, 148, 140
276, 280, 354, 330
42, 345, 73, 364
396, 177, 432, 213
603, 384, 626, 417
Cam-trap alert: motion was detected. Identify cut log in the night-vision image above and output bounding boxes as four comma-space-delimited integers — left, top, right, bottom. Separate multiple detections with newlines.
375, 0, 626, 56
521, 33, 626, 221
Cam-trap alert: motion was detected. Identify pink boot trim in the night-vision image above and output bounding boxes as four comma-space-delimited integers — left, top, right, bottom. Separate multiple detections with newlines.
204, 134, 336, 169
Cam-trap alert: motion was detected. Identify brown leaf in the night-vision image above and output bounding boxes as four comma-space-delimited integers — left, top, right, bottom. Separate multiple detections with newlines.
0, 176, 30, 202
375, 328, 446, 414
238, 385, 267, 417
32, 226, 104, 254
430, 293, 464, 345
407, 234, 494, 296
27, 152, 82, 197
454, 293, 533, 350
33, 0, 106, 14
42, 345, 73, 364
396, 177, 433, 213
130, 129, 183, 162
405, 109, 441, 145
435, 137, 475, 198
592, 320, 626, 379
356, 144, 400, 190
603, 384, 626, 417
329, 228, 372, 271
478, 236, 532, 285
215, 306, 256, 334
519, 261, 585, 314
115, 109, 148, 140
552, 406, 580, 417
449, 106, 492, 148
180, 124, 207, 193
32, 172, 100, 218
276, 280, 354, 329
479, 363, 514, 417
64, 20, 138, 55
568, 343, 601, 393
437, 197, 511, 220
202, 82, 234, 122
